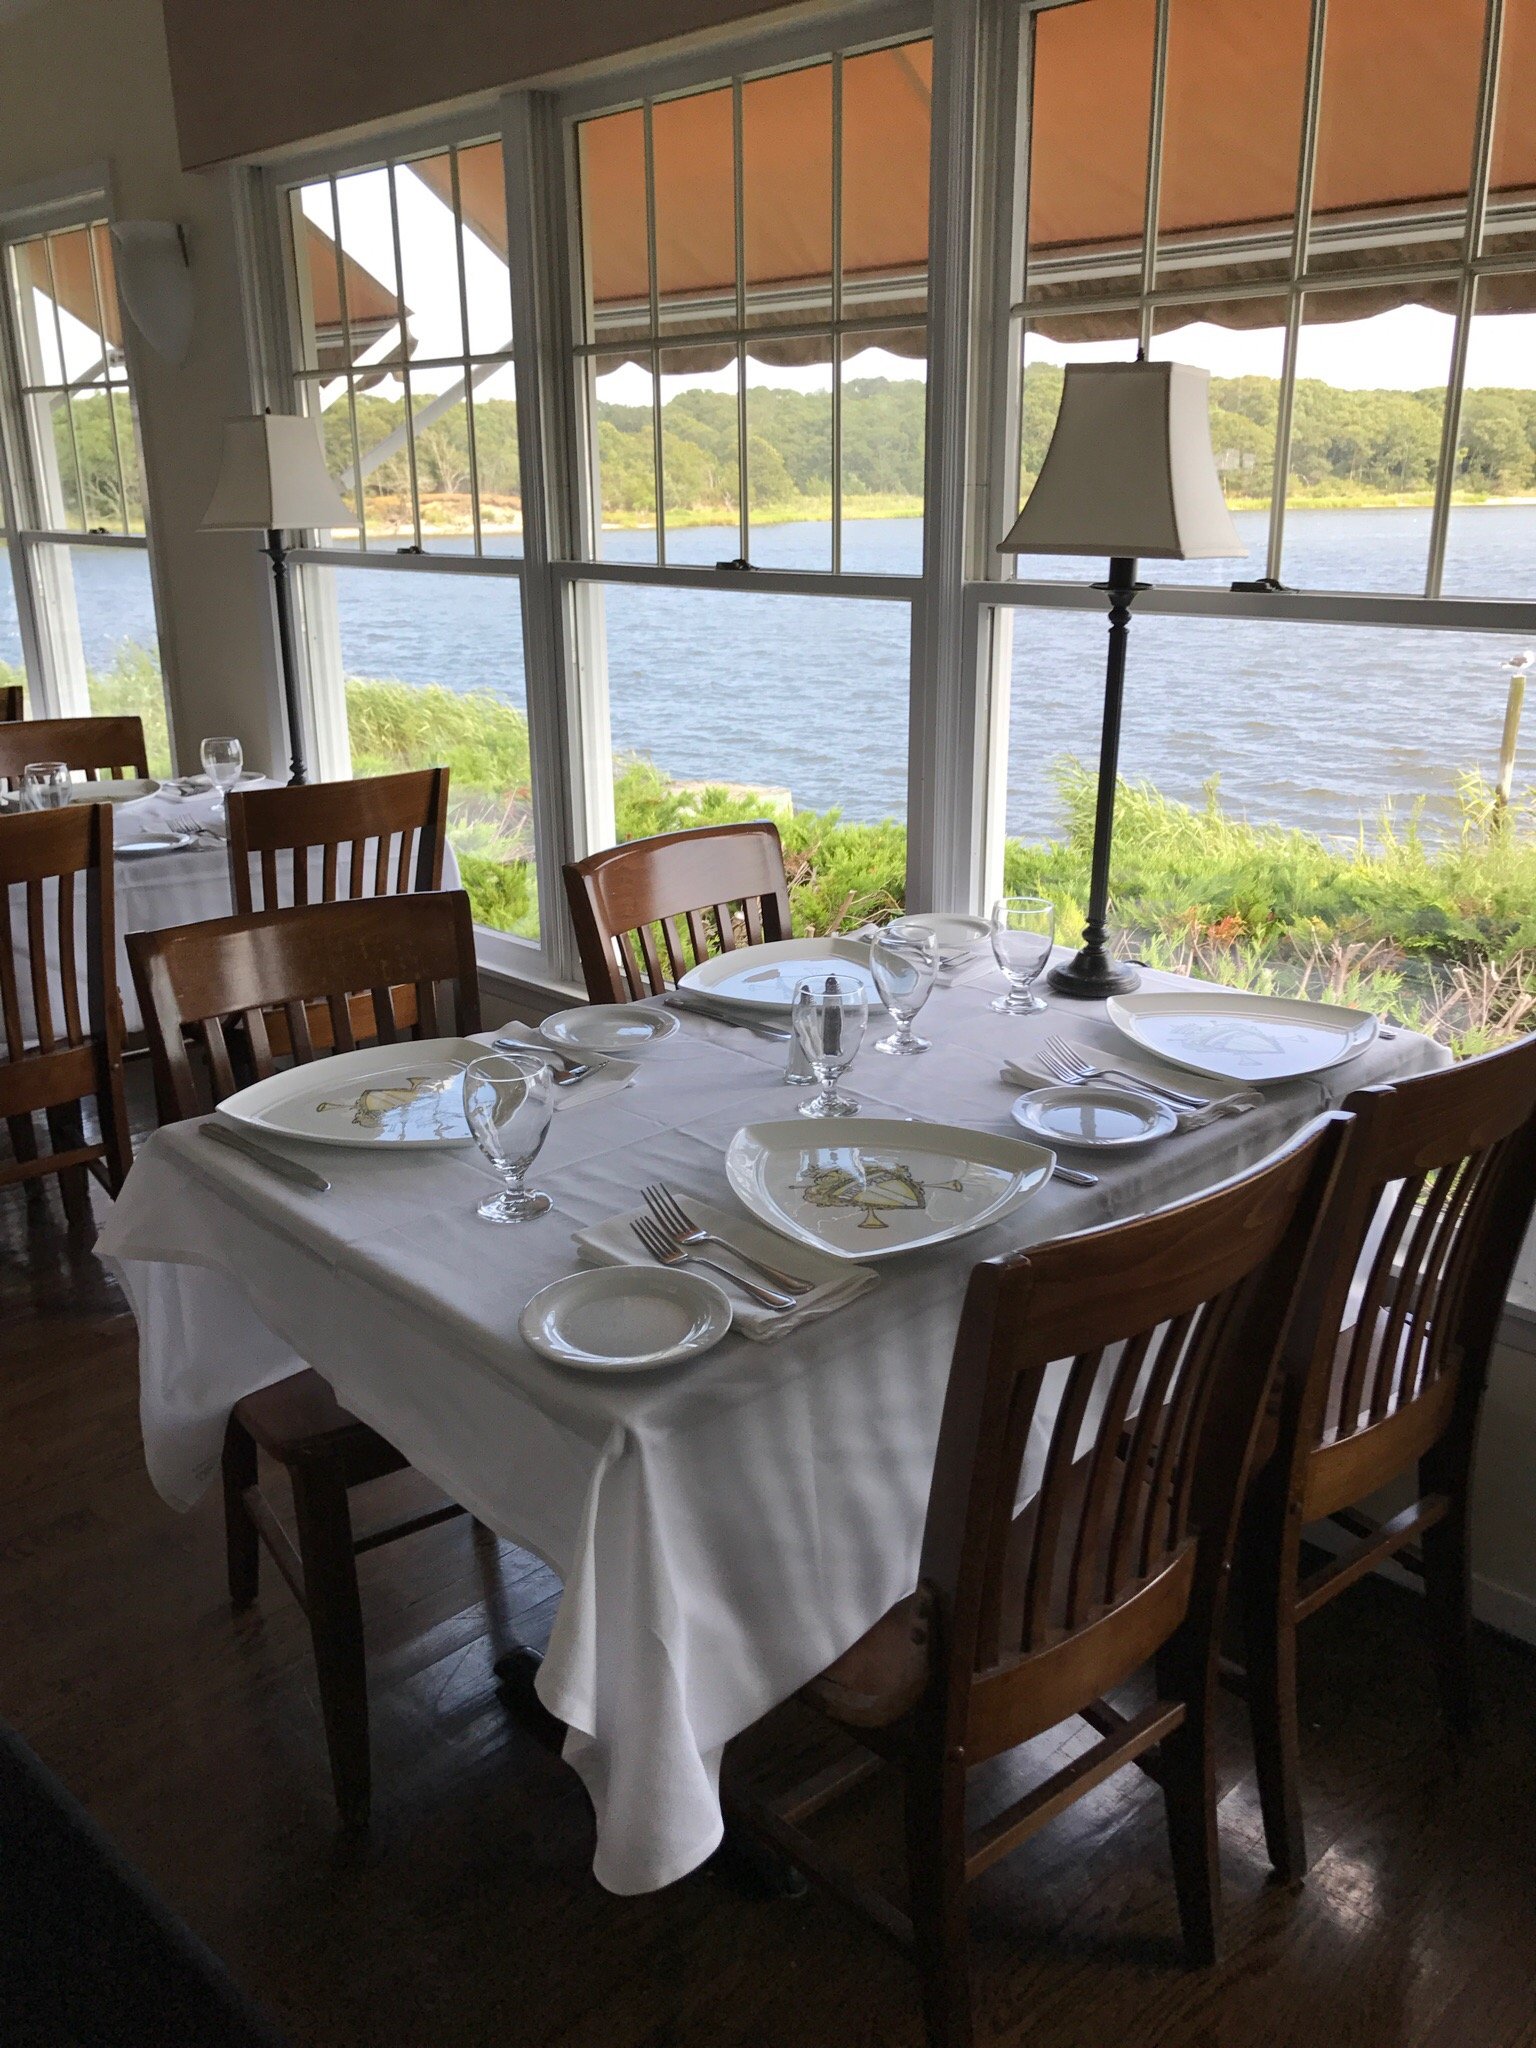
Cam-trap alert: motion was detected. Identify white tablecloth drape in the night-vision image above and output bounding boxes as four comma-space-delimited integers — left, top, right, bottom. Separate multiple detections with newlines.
7, 781, 461, 1035
96, 963, 1448, 1893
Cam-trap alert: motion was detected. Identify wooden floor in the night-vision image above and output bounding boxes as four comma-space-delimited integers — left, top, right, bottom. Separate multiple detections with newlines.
4, 1100, 1536, 2048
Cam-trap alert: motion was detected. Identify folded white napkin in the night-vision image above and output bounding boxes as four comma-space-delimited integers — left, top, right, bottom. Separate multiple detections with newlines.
1000, 1059, 1261, 1129
482, 1023, 636, 1113
573, 1195, 878, 1343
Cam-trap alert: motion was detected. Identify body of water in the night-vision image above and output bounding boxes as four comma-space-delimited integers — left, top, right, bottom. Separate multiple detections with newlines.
5, 505, 1532, 844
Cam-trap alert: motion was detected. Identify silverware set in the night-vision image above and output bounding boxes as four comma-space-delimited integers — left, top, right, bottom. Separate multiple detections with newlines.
631, 1183, 812, 1309
493, 1036, 597, 1087
661, 992, 792, 1040
1037, 1035, 1211, 1110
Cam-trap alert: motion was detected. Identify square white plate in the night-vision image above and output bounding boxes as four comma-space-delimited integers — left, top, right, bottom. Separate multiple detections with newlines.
218, 1038, 493, 1148
679, 937, 884, 1013
726, 1116, 1053, 1261
1106, 991, 1378, 1083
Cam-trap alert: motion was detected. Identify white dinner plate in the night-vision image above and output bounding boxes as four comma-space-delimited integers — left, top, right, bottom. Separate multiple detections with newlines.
65, 778, 161, 805
541, 1003, 680, 1055
1011, 1084, 1178, 1150
679, 936, 884, 1013
726, 1116, 1054, 1262
520, 1266, 732, 1372
217, 1037, 504, 1148
116, 833, 196, 859
898, 912, 990, 966
1106, 991, 1378, 1084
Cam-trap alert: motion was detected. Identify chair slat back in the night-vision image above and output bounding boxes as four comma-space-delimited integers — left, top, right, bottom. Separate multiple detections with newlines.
225, 769, 449, 915
0, 804, 113, 1067
920, 1116, 1350, 1753
1, 683, 22, 722
1286, 1037, 1536, 1464
0, 716, 148, 788
127, 891, 481, 1122
564, 822, 792, 1003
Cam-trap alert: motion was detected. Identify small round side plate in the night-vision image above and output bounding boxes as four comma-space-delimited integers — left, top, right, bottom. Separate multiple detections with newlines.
520, 1266, 732, 1372
541, 1004, 680, 1056
1011, 1084, 1177, 1150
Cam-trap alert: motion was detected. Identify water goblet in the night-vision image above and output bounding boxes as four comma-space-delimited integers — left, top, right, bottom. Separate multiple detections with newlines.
990, 896, 1056, 1014
201, 736, 243, 812
792, 973, 867, 1117
21, 761, 71, 811
871, 920, 939, 1055
463, 1050, 555, 1222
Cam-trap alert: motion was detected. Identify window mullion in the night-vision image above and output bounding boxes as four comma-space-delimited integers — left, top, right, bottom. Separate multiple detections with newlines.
383, 164, 423, 552
1267, 0, 1330, 587
642, 101, 665, 565
733, 79, 749, 564
1137, 0, 1171, 352
831, 53, 844, 574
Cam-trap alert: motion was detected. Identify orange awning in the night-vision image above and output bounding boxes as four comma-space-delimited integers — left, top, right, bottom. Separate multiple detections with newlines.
299, 218, 410, 377
16, 225, 121, 362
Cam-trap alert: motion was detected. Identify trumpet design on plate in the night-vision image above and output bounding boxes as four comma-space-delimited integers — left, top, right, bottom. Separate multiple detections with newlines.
792, 1155, 964, 1231
315, 1074, 457, 1135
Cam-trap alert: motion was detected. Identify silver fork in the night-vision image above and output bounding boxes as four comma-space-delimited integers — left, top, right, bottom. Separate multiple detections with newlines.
1040, 1036, 1210, 1110
630, 1216, 796, 1310
492, 1037, 595, 1087
643, 1183, 814, 1294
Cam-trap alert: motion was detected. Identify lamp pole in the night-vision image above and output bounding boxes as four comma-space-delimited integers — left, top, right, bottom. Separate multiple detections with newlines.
263, 527, 307, 785
1047, 555, 1146, 998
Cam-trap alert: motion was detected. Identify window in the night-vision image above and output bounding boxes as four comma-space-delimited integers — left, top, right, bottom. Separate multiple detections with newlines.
986, 0, 1536, 1050
0, 210, 167, 753
277, 133, 539, 942
566, 34, 930, 904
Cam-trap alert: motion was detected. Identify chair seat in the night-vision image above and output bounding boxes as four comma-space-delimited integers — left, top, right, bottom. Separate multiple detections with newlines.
233, 1368, 404, 1478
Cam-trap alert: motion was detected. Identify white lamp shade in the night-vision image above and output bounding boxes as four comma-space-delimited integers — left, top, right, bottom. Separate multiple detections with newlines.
201, 414, 352, 532
999, 360, 1246, 560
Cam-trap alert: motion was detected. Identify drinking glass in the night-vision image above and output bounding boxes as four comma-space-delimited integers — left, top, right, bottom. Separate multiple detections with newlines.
990, 896, 1056, 1014
21, 761, 71, 811
201, 736, 243, 811
871, 920, 939, 1055
792, 973, 867, 1117
463, 1050, 555, 1222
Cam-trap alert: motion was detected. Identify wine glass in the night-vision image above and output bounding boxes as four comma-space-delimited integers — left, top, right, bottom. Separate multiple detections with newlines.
871, 921, 939, 1055
792, 974, 867, 1117
463, 1050, 555, 1222
21, 761, 70, 811
990, 896, 1056, 1014
201, 736, 243, 812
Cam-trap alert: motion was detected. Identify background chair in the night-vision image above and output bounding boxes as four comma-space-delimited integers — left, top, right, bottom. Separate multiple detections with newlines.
1240, 1032, 1536, 1884
564, 820, 791, 1004
128, 889, 481, 1827
0, 714, 148, 789
732, 1115, 1349, 2048
1, 683, 22, 722
1, 803, 132, 1226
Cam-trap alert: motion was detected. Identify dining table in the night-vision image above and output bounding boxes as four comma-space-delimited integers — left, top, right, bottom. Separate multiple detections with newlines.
95, 952, 1449, 1896
6, 777, 461, 1036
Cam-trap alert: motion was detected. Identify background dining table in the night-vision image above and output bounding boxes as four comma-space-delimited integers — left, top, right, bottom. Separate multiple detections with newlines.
96, 956, 1448, 1895
5, 778, 461, 1035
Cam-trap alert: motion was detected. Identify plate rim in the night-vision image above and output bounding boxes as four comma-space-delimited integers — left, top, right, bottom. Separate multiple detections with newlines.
539, 1002, 681, 1052
1010, 1083, 1177, 1150
726, 1114, 1054, 1262
218, 1036, 488, 1148
519, 1265, 732, 1371
1105, 990, 1378, 1082
64, 777, 161, 805
678, 935, 882, 1012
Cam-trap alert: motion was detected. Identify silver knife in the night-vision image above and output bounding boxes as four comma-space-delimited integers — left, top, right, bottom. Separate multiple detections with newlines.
662, 993, 792, 1040
200, 1120, 331, 1192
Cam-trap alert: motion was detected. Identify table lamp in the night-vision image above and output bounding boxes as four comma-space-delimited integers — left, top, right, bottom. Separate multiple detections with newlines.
999, 360, 1246, 997
201, 415, 352, 785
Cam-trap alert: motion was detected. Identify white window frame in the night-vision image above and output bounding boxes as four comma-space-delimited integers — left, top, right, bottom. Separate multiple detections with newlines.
0, 166, 167, 727
970, 0, 1536, 900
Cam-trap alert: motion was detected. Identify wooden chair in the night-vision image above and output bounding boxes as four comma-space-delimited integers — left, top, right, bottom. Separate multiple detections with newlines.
225, 768, 448, 915
1, 683, 22, 721
1, 803, 132, 1225
127, 890, 481, 1828
731, 1114, 1351, 2048
564, 821, 791, 1003
1240, 1033, 1536, 1884
0, 715, 148, 790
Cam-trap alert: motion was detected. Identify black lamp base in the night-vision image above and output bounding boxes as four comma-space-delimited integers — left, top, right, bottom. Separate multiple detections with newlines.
1047, 947, 1141, 999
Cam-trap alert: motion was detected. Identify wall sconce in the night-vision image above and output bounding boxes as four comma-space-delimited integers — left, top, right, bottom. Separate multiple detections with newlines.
109, 221, 193, 365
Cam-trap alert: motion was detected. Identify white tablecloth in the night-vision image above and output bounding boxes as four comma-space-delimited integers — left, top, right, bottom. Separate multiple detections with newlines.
7, 781, 461, 1035
95, 962, 1448, 1893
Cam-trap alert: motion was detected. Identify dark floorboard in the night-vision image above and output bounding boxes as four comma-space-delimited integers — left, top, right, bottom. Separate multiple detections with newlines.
3, 1087, 1535, 2047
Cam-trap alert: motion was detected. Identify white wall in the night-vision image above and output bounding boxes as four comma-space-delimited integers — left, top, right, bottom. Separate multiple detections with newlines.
0, 0, 285, 776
